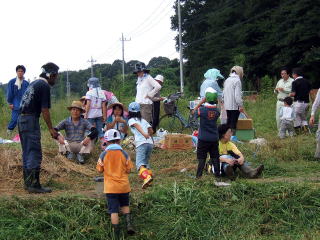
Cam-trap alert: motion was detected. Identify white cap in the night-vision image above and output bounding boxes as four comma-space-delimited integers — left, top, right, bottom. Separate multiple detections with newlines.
154, 75, 164, 82
104, 129, 121, 142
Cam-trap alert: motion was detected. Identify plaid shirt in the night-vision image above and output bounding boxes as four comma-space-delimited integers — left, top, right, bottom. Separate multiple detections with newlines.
55, 117, 93, 143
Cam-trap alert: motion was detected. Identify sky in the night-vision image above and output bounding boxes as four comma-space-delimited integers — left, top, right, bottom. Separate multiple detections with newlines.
0, 0, 178, 84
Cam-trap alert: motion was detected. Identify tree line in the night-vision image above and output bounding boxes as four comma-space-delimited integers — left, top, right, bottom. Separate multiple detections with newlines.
171, 0, 320, 91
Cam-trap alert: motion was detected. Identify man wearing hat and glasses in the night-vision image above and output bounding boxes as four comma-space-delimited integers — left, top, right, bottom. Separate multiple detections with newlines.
133, 63, 161, 125
55, 101, 98, 164
18, 62, 60, 194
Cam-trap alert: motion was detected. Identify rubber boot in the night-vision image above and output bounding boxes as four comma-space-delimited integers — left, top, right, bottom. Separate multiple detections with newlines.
27, 168, 52, 194
196, 159, 206, 178
294, 126, 301, 135
139, 167, 153, 189
240, 163, 264, 178
224, 164, 235, 180
124, 213, 135, 235
111, 224, 120, 240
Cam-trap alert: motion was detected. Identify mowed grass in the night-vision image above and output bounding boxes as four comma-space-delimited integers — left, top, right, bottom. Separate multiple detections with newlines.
0, 91, 320, 240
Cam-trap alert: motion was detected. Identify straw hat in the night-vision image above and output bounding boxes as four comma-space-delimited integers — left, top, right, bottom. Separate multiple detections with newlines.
79, 96, 86, 102
107, 102, 127, 111
67, 101, 85, 112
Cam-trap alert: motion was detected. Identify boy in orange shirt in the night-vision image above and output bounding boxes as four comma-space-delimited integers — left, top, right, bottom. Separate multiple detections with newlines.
96, 129, 135, 238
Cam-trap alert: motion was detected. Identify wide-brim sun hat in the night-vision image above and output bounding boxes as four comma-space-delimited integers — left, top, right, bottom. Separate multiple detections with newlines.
133, 62, 150, 74
67, 101, 85, 113
107, 102, 128, 111
230, 66, 244, 79
79, 96, 86, 102
204, 68, 224, 80
104, 129, 121, 142
154, 75, 164, 82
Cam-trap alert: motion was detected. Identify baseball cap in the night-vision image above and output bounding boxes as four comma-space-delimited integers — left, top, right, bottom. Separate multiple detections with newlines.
104, 129, 121, 142
128, 102, 140, 112
205, 87, 218, 104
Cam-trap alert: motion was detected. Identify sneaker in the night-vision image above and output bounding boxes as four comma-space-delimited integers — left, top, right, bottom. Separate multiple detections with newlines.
67, 152, 74, 160
76, 153, 85, 164
142, 175, 153, 189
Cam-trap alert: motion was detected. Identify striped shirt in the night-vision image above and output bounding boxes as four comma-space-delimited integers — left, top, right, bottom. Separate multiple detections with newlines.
222, 73, 243, 110
55, 117, 93, 143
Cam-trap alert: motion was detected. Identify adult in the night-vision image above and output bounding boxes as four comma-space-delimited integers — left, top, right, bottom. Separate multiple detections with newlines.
134, 62, 161, 124
18, 62, 60, 193
274, 68, 294, 129
84, 77, 106, 143
309, 89, 320, 158
200, 68, 224, 99
6, 65, 29, 135
222, 66, 245, 134
289, 68, 312, 132
149, 74, 165, 133
55, 101, 98, 164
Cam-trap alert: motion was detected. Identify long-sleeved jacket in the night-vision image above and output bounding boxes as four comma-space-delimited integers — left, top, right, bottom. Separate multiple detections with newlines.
135, 74, 161, 104
222, 73, 243, 110
6, 78, 29, 110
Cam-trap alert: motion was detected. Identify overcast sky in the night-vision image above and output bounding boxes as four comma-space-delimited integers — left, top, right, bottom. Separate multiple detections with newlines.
0, 0, 178, 84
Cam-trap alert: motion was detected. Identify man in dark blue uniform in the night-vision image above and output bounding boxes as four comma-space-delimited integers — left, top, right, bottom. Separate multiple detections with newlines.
18, 62, 60, 193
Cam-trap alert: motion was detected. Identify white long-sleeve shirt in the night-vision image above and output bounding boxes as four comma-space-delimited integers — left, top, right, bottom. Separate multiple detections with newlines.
135, 74, 161, 104
222, 73, 243, 110
311, 89, 320, 116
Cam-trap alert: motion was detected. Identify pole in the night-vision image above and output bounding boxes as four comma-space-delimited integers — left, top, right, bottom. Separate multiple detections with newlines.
178, 0, 184, 94
87, 56, 96, 77
66, 69, 70, 97
120, 33, 131, 84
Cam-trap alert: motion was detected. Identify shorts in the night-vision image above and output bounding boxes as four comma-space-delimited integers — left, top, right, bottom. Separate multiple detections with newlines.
106, 193, 130, 214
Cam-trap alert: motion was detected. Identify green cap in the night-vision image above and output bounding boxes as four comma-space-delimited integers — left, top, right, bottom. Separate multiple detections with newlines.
205, 87, 218, 104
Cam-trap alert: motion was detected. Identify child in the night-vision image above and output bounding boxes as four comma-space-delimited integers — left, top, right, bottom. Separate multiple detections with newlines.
96, 129, 135, 238
195, 87, 221, 178
106, 103, 128, 140
79, 96, 87, 118
218, 124, 264, 179
127, 102, 154, 189
84, 77, 106, 144
279, 97, 295, 139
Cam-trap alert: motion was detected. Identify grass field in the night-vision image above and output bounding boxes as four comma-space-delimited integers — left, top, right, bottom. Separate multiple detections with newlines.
0, 92, 319, 240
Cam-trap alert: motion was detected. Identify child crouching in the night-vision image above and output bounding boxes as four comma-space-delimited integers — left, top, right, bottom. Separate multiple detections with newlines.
96, 129, 135, 238
218, 124, 264, 179
128, 102, 154, 189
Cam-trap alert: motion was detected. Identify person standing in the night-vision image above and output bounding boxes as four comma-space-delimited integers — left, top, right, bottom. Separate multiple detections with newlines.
200, 68, 224, 99
6, 65, 29, 136
134, 63, 161, 125
274, 68, 294, 129
309, 89, 320, 158
18, 62, 60, 193
148, 74, 165, 133
223, 66, 245, 134
289, 68, 312, 133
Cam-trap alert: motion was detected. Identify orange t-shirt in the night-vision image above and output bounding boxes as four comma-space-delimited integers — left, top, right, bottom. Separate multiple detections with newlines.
96, 148, 133, 194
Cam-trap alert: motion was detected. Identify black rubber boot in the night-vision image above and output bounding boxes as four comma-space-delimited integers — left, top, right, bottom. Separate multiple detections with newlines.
27, 168, 52, 194
224, 164, 235, 180
240, 164, 264, 178
112, 224, 120, 240
196, 159, 206, 178
124, 213, 135, 235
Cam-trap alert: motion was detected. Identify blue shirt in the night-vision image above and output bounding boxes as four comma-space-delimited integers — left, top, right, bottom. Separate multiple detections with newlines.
6, 78, 29, 110
128, 118, 153, 148
107, 115, 128, 139
200, 79, 222, 99
196, 104, 220, 142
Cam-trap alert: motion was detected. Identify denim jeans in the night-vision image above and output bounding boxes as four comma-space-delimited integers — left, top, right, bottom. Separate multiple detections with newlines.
8, 109, 20, 130
88, 117, 104, 138
18, 115, 42, 169
135, 143, 153, 170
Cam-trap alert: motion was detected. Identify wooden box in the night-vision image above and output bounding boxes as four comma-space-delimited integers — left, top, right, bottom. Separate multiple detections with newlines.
236, 119, 253, 130
164, 134, 193, 150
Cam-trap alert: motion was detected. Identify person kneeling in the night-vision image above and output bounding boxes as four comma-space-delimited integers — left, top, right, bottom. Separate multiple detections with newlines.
55, 101, 98, 164
218, 124, 264, 180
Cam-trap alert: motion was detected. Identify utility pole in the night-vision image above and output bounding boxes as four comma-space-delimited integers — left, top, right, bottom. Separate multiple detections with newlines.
66, 69, 70, 97
87, 56, 96, 77
178, 0, 184, 94
120, 33, 131, 83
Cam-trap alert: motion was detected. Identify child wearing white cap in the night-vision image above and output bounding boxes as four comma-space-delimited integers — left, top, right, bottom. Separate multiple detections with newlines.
96, 129, 135, 238
127, 102, 154, 189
